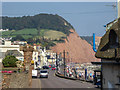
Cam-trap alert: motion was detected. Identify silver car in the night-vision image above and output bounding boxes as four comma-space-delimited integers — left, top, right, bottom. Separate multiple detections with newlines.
39, 70, 48, 78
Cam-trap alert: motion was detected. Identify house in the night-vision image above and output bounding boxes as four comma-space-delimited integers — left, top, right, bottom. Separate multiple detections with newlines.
32, 45, 48, 69
0, 52, 5, 62
92, 18, 120, 89
0, 41, 24, 62
0, 29, 9, 32
46, 50, 56, 65
38, 47, 48, 66
32, 45, 39, 69
13, 41, 27, 45
5, 50, 24, 61
0, 41, 20, 52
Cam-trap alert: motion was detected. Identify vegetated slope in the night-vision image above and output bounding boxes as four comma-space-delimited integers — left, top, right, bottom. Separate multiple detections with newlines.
80, 36, 101, 46
80, 36, 93, 45
2, 28, 66, 40
44, 30, 66, 40
80, 36, 101, 49
2, 14, 73, 47
2, 14, 74, 35
52, 29, 100, 63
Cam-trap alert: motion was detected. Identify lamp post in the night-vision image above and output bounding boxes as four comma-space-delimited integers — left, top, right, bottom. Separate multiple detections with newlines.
63, 50, 69, 77
56, 52, 58, 72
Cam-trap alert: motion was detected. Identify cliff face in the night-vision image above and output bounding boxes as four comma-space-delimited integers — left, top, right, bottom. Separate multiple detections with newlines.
51, 29, 100, 63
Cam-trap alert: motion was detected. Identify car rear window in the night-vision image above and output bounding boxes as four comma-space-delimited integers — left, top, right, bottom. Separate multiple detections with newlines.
40, 71, 47, 73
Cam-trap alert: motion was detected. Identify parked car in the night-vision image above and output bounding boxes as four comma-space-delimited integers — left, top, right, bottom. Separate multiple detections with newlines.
39, 70, 48, 78
35, 67, 41, 70
32, 70, 38, 78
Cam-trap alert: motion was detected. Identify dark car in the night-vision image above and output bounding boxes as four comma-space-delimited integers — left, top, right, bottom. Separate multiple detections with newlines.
35, 67, 41, 70
42, 66, 49, 69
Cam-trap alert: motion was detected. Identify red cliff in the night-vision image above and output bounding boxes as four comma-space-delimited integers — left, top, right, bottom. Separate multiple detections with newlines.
51, 29, 100, 63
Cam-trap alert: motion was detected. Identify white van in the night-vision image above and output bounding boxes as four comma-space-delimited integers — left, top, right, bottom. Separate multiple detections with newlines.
32, 70, 38, 78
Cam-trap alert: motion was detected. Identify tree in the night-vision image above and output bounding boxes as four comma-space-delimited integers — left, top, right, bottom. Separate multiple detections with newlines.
12, 35, 26, 41
2, 55, 18, 67
2, 14, 73, 35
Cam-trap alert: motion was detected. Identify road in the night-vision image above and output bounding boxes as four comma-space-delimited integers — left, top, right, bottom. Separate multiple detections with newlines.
32, 70, 98, 88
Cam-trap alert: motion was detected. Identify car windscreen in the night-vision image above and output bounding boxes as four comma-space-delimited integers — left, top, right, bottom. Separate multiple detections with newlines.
40, 71, 47, 73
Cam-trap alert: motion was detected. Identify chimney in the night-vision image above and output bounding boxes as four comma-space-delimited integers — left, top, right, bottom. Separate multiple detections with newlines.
118, 0, 120, 18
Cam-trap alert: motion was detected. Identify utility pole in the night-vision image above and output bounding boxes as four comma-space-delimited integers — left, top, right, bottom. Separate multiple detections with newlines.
56, 52, 58, 72
63, 50, 66, 77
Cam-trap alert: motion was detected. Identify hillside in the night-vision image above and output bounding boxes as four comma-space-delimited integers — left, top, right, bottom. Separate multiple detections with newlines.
2, 13, 100, 63
2, 14, 73, 47
80, 36, 101, 49
80, 36, 93, 45
2, 28, 66, 40
2, 14, 74, 35
52, 29, 100, 63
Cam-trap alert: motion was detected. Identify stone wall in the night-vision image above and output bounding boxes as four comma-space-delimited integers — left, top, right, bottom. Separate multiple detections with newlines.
2, 45, 34, 89
2, 72, 29, 88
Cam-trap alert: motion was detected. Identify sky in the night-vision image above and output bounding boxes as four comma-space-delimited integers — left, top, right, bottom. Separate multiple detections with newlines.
1, 2, 117, 36
1, 0, 117, 2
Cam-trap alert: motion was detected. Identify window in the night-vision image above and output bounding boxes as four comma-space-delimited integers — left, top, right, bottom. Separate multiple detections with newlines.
109, 30, 118, 48
119, 77, 120, 83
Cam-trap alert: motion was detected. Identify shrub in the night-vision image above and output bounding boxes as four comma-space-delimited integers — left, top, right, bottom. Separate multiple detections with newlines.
2, 55, 18, 67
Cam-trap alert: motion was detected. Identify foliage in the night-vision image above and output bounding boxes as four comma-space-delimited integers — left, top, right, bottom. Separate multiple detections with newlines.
12, 35, 26, 41
2, 14, 73, 47
2, 55, 18, 67
12, 28, 38, 35
44, 30, 66, 40
16, 61, 24, 68
2, 14, 73, 35
27, 37, 56, 49
56, 39, 65, 43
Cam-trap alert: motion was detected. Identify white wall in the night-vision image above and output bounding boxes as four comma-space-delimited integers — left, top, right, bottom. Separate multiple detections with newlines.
0, 41, 20, 52
102, 59, 120, 88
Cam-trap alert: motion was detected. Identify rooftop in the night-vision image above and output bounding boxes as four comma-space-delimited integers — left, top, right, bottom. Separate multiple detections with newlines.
95, 18, 120, 59
5, 50, 23, 57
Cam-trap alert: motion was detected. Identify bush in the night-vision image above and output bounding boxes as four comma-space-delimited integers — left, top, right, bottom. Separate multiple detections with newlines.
2, 55, 18, 67
57, 39, 65, 43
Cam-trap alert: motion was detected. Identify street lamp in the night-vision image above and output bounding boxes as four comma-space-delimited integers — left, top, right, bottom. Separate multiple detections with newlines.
63, 50, 69, 77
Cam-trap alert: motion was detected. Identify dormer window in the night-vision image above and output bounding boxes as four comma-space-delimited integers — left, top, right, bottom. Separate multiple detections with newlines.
109, 30, 118, 48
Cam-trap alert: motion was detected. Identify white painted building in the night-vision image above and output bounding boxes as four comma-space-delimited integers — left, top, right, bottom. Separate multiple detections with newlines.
0, 41, 20, 52
33, 46, 39, 69
0, 41, 24, 62
0, 29, 9, 32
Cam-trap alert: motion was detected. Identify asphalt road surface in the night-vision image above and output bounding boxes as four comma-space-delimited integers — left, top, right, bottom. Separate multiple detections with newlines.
32, 70, 98, 89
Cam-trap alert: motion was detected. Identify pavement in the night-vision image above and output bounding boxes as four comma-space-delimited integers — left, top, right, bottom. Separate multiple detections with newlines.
32, 69, 99, 89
